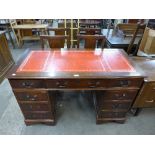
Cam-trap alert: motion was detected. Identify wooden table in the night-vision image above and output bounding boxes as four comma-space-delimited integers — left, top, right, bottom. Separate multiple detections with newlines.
0, 31, 14, 83
7, 48, 144, 125
13, 24, 48, 47
102, 29, 141, 52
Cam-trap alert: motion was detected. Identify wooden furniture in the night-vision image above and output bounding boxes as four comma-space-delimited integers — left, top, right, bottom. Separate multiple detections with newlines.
0, 20, 15, 48
78, 28, 102, 35
47, 28, 70, 47
40, 35, 69, 49
0, 31, 14, 83
58, 20, 78, 47
116, 23, 139, 35
127, 24, 146, 55
103, 29, 141, 52
77, 35, 105, 49
131, 57, 155, 115
12, 24, 48, 47
79, 19, 102, 28
47, 27, 70, 35
137, 27, 155, 56
7, 48, 144, 125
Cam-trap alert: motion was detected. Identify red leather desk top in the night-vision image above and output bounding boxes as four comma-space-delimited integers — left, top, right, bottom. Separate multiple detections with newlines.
17, 50, 135, 73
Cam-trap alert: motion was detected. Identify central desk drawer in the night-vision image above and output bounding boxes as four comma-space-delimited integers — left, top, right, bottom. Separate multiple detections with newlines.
23, 111, 54, 119
10, 79, 45, 88
46, 79, 108, 89
14, 91, 48, 101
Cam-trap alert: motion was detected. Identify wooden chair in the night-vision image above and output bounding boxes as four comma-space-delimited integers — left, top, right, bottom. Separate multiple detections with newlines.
127, 24, 146, 55
116, 23, 140, 36
47, 27, 70, 35
9, 19, 20, 47
40, 35, 69, 49
78, 28, 102, 35
77, 34, 105, 49
47, 28, 70, 48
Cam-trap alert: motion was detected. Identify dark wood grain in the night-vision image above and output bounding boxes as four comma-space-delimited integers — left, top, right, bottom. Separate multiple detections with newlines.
0, 31, 14, 83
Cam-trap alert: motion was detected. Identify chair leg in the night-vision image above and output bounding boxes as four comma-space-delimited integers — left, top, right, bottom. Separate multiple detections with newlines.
8, 29, 15, 48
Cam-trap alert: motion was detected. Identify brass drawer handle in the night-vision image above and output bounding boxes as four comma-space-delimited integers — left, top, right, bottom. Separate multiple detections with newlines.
56, 82, 68, 88
115, 93, 126, 99
22, 82, 34, 88
145, 100, 154, 103
25, 95, 38, 101
120, 80, 130, 87
88, 81, 100, 88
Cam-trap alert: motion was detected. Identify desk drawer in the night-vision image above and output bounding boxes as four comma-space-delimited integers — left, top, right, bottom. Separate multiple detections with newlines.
97, 111, 126, 118
20, 103, 51, 111
46, 79, 108, 89
99, 90, 138, 101
10, 79, 45, 88
14, 90, 48, 101
97, 101, 132, 111
107, 78, 143, 88
133, 82, 155, 108
23, 111, 54, 119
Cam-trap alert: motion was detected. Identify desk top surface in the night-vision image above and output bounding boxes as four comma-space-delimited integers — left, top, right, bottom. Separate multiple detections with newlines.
130, 56, 155, 82
7, 49, 143, 79
13, 24, 48, 29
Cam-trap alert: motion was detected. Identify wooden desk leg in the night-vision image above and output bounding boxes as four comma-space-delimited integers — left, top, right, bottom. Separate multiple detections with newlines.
134, 108, 142, 116
130, 108, 142, 116
17, 29, 23, 48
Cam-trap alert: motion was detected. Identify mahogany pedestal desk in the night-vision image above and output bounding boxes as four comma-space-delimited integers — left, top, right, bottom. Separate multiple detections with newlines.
7, 49, 144, 125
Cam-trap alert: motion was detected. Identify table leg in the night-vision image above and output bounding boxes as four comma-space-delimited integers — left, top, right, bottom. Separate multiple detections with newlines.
134, 108, 142, 116
130, 108, 142, 116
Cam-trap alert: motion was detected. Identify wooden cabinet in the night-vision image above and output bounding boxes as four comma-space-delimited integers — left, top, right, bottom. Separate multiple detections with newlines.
94, 80, 142, 124
131, 57, 155, 114
11, 83, 56, 126
133, 82, 155, 108
0, 31, 14, 83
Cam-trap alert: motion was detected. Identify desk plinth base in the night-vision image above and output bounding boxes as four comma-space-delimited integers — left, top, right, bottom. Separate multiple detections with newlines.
25, 119, 55, 126
96, 116, 126, 124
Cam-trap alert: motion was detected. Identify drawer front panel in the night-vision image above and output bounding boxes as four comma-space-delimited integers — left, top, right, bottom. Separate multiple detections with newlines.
97, 111, 126, 118
107, 78, 143, 88
97, 101, 132, 111
133, 82, 155, 108
20, 103, 51, 111
46, 78, 143, 89
23, 112, 54, 119
46, 79, 108, 89
14, 91, 48, 101
10, 79, 45, 88
100, 90, 138, 101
